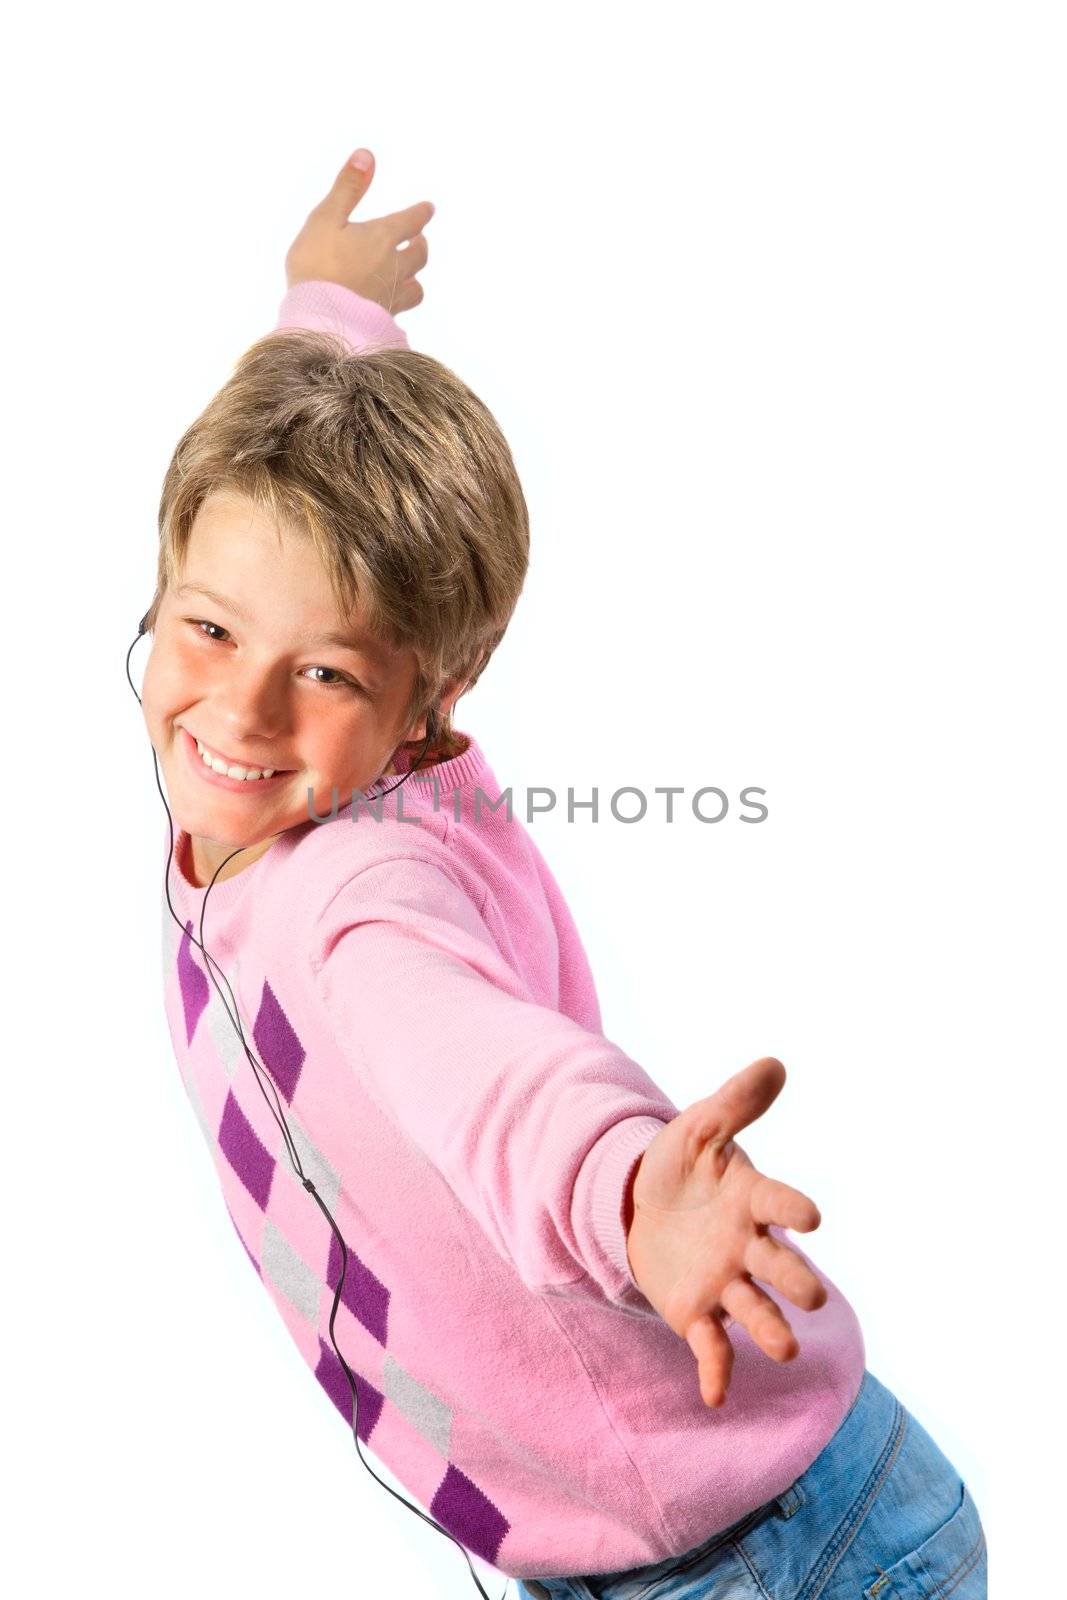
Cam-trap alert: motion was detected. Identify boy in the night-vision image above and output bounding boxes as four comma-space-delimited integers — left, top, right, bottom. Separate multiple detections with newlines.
135, 150, 981, 1595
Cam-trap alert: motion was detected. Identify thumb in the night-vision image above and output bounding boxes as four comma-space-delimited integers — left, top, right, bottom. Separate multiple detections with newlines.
315, 148, 376, 224
686, 1056, 787, 1149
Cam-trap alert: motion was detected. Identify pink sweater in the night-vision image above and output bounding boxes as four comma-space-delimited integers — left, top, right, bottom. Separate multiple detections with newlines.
157, 280, 866, 1582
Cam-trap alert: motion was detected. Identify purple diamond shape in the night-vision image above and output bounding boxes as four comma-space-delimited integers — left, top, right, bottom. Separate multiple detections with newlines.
253, 979, 306, 1103
314, 1335, 384, 1440
218, 1089, 275, 1210
327, 1231, 390, 1346
431, 1464, 511, 1565
178, 921, 209, 1045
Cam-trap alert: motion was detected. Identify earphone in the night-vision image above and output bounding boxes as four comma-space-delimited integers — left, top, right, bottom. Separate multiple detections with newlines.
127, 613, 509, 1599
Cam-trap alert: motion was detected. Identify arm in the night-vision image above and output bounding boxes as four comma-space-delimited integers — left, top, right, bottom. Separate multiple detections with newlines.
310, 853, 678, 1315
275, 278, 411, 354
275, 146, 434, 353
313, 856, 832, 1403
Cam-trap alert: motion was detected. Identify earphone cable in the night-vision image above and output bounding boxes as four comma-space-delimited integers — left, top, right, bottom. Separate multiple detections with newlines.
127, 623, 508, 1599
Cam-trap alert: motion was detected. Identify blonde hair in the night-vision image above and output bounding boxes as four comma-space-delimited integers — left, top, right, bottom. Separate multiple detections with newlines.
142, 326, 530, 760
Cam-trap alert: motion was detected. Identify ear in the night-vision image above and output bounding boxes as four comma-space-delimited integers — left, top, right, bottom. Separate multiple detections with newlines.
405, 675, 470, 742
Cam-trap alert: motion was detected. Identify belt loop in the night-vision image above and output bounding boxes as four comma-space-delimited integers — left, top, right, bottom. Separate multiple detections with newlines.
775, 1482, 806, 1519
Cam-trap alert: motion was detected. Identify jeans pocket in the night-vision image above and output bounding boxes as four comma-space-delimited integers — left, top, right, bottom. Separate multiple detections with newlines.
863, 1480, 987, 1599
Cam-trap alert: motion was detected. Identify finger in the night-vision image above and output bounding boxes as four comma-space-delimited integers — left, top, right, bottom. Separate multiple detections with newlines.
682, 1057, 787, 1157
389, 279, 425, 314
684, 1311, 735, 1408
395, 233, 429, 279
312, 150, 377, 226
748, 1172, 821, 1233
720, 1275, 799, 1361
378, 199, 436, 245
744, 1230, 828, 1312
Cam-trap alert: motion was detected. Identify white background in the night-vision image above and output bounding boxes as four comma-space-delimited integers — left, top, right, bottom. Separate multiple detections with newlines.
4, 3, 1063, 1595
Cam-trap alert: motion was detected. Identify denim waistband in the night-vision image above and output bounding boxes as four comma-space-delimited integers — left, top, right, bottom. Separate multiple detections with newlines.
522, 1369, 889, 1600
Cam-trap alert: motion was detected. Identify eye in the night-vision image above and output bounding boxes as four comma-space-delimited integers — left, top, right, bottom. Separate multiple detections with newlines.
185, 619, 364, 694
302, 665, 366, 694
189, 618, 230, 643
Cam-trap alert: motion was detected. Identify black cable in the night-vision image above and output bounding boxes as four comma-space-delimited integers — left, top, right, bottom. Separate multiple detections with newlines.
127, 618, 509, 1599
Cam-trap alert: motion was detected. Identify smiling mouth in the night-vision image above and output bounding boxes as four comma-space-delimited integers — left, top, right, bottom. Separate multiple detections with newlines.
181, 726, 296, 780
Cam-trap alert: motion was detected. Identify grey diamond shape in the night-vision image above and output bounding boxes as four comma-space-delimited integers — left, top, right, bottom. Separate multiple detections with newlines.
382, 1352, 453, 1457
282, 1106, 343, 1214
260, 1218, 322, 1325
205, 958, 247, 1081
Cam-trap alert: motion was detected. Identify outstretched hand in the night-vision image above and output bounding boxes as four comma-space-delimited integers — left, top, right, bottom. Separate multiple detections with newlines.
625, 1057, 828, 1407
284, 147, 435, 315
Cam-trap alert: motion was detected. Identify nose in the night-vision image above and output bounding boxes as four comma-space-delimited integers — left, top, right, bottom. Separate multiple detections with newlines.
214, 657, 289, 746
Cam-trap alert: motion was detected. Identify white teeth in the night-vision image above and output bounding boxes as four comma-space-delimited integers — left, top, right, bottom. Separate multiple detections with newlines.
193, 735, 277, 781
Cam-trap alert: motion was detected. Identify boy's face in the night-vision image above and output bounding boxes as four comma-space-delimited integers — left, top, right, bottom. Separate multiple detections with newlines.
141, 489, 444, 884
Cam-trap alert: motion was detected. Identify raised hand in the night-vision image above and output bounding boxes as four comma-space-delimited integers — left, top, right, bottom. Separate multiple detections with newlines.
284, 147, 435, 315
625, 1057, 828, 1407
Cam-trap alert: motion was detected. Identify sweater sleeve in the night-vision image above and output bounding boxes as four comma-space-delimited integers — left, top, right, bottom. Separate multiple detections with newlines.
274, 278, 410, 352
309, 853, 679, 1315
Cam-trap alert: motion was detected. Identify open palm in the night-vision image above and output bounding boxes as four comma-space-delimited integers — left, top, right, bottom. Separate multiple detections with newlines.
626, 1057, 828, 1407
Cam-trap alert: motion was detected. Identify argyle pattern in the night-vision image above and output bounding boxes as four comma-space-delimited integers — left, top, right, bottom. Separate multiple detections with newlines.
162, 903, 511, 1566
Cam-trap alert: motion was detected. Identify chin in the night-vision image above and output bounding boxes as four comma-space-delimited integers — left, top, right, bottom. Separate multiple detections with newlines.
169, 792, 271, 846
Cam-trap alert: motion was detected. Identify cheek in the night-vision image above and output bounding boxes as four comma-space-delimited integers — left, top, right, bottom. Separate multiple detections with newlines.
306, 710, 378, 776
142, 637, 208, 710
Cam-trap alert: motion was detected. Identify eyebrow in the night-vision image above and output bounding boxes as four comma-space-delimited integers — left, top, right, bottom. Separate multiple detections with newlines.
175, 582, 392, 663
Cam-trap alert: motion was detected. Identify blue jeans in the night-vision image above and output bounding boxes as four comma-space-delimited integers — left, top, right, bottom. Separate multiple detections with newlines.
517, 1369, 986, 1599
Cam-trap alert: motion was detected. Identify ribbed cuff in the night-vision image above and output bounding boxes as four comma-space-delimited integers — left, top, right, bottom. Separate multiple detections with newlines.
274, 279, 410, 352
571, 1115, 672, 1311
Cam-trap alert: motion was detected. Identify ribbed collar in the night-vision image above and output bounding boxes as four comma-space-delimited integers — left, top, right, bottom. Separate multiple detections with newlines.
385, 729, 487, 792
165, 729, 488, 916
